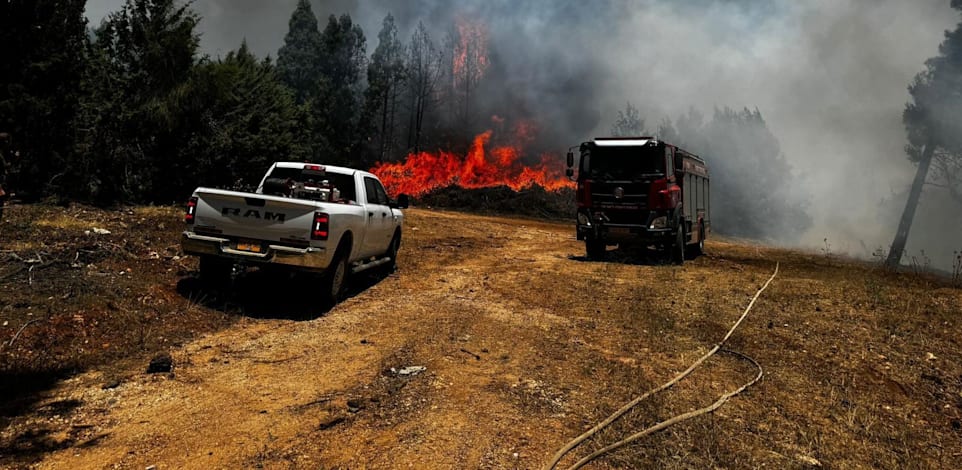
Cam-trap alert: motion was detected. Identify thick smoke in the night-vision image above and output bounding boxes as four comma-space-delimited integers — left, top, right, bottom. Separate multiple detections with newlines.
84, 0, 961, 268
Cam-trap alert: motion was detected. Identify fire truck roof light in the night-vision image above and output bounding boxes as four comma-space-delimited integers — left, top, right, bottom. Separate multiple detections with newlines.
593, 139, 651, 147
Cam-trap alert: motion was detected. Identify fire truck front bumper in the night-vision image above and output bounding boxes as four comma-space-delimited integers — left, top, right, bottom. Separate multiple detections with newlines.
577, 223, 674, 243
576, 210, 676, 243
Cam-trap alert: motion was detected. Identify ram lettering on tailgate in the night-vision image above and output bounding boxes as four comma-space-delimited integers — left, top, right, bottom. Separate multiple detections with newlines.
221, 207, 286, 222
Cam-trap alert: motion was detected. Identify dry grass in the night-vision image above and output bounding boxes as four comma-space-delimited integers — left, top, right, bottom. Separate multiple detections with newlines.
0, 205, 960, 469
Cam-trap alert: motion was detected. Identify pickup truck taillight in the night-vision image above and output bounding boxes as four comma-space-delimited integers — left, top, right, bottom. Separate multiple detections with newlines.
185, 197, 198, 224
576, 180, 591, 208
312, 212, 329, 240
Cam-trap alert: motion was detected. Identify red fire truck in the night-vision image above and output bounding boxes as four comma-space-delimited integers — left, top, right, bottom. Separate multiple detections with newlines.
565, 137, 710, 264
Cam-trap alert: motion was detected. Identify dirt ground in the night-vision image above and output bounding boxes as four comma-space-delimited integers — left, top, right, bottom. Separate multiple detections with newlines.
1, 205, 961, 469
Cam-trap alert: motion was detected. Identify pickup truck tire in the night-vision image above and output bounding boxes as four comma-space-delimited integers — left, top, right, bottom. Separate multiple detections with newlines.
322, 243, 350, 304
199, 256, 232, 287
586, 238, 606, 260
385, 231, 401, 272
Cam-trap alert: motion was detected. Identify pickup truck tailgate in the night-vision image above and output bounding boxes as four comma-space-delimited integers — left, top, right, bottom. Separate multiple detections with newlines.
193, 188, 319, 243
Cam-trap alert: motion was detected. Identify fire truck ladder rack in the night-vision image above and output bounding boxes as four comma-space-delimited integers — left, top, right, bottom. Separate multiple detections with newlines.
543, 263, 780, 470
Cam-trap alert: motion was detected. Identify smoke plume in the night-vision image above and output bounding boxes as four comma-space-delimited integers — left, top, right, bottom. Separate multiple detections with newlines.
84, 0, 961, 268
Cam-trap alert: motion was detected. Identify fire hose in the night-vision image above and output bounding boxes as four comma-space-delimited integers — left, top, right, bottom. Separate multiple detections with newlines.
544, 263, 780, 470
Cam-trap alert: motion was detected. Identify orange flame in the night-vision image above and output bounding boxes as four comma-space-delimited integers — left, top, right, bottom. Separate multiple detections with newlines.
370, 123, 574, 198
453, 17, 489, 89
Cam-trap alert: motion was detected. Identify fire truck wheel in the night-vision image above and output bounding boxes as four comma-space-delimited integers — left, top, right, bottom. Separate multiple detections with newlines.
671, 229, 685, 265
586, 238, 606, 260
692, 230, 705, 257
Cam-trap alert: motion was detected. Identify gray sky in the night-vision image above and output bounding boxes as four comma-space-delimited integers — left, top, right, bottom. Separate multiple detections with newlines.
84, 0, 961, 264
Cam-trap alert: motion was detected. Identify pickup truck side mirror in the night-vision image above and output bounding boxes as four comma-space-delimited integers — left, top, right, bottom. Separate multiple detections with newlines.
565, 168, 574, 178
396, 194, 410, 209
566, 151, 574, 168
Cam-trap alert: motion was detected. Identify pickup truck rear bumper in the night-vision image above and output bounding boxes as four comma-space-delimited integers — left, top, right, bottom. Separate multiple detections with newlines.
181, 232, 330, 271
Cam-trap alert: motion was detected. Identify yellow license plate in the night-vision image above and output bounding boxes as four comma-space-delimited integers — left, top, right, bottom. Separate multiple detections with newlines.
236, 240, 263, 253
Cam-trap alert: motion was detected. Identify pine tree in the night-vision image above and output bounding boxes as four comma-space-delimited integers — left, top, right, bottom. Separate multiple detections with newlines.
364, 13, 407, 163
311, 14, 366, 165
0, 0, 88, 199
672, 107, 811, 241
887, 1, 962, 268
276, 0, 322, 104
610, 102, 644, 137
78, 0, 200, 202
405, 21, 444, 155
176, 41, 308, 195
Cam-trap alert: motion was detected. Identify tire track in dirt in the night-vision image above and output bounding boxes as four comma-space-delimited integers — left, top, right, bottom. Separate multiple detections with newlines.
35, 210, 589, 469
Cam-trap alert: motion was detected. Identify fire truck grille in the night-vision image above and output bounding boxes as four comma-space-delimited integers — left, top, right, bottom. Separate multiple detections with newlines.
599, 209, 650, 225
591, 182, 649, 210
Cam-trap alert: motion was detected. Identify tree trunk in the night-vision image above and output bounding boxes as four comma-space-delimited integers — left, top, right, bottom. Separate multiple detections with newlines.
886, 142, 936, 269
380, 88, 390, 161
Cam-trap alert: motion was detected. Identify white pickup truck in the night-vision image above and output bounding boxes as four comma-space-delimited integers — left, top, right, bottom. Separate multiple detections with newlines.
181, 162, 408, 302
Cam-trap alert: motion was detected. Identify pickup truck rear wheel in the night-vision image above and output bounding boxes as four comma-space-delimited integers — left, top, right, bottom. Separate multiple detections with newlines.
586, 238, 606, 260
322, 249, 349, 304
199, 256, 232, 287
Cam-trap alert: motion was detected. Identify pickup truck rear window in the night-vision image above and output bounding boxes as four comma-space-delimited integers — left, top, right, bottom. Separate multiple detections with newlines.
264, 167, 358, 203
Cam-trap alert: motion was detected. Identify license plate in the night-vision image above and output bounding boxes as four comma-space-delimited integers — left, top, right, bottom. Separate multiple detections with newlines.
236, 239, 263, 253
610, 227, 631, 234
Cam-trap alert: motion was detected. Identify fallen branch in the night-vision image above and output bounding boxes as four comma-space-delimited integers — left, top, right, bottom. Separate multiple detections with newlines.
0, 266, 26, 282
8, 319, 41, 347
544, 262, 780, 470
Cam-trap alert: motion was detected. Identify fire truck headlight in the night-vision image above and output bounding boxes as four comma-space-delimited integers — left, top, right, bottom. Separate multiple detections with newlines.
650, 216, 668, 229
577, 212, 590, 226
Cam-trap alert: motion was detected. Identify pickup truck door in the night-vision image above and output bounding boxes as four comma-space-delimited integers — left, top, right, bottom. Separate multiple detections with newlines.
361, 176, 392, 257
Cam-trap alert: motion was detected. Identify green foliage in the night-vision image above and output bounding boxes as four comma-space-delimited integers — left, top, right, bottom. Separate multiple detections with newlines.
74, 1, 305, 204
173, 43, 309, 197
76, 0, 201, 203
0, 0, 87, 199
310, 14, 367, 165
903, 4, 962, 203
364, 13, 407, 164
276, 0, 322, 104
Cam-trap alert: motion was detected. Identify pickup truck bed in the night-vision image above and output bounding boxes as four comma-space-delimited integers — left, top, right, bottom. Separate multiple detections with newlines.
182, 163, 408, 301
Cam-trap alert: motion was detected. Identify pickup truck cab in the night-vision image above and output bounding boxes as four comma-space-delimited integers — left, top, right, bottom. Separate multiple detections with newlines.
182, 162, 408, 302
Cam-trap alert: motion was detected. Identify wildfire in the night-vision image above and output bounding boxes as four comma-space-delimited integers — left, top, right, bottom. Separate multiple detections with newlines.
452, 17, 489, 89
370, 123, 575, 198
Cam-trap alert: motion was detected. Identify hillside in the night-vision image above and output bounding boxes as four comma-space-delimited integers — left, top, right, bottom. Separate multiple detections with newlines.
1, 204, 960, 469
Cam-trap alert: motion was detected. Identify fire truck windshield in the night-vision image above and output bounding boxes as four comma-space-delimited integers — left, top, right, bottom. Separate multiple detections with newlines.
583, 146, 665, 181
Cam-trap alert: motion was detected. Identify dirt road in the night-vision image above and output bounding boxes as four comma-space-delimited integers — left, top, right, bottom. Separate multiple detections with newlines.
8, 208, 962, 469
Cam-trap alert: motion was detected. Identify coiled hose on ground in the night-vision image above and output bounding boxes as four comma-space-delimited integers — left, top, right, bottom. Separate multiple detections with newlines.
544, 263, 780, 470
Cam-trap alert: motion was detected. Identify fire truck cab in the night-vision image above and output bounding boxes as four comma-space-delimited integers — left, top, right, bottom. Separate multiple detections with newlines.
565, 137, 710, 264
